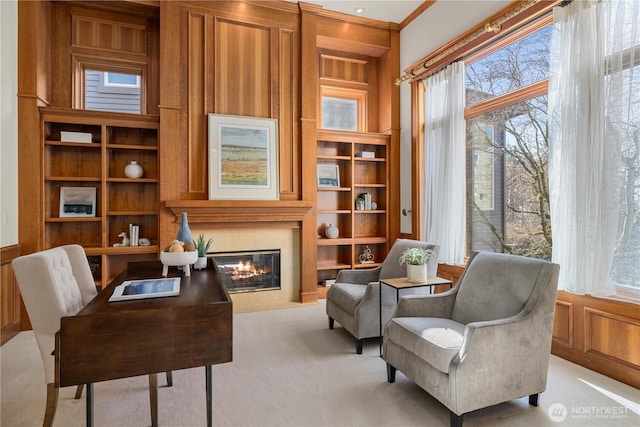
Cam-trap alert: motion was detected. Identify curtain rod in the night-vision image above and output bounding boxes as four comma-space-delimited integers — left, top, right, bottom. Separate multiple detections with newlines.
395, 0, 545, 85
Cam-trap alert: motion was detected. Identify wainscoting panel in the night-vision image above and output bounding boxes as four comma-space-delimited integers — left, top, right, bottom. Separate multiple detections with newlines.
552, 291, 640, 389
584, 308, 640, 367
1, 245, 21, 345
552, 300, 573, 348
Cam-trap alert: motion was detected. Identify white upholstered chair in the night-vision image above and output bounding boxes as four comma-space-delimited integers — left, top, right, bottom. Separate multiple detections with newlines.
326, 239, 440, 354
11, 244, 170, 427
383, 251, 560, 427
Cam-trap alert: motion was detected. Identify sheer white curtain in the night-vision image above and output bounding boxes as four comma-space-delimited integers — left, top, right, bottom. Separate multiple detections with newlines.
423, 61, 466, 265
549, 0, 639, 295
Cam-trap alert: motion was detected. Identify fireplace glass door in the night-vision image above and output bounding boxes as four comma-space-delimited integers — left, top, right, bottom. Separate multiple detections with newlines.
211, 249, 281, 293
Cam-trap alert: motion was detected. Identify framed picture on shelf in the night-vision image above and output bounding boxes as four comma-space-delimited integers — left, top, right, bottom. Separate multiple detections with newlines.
59, 187, 97, 218
208, 114, 279, 200
317, 164, 340, 188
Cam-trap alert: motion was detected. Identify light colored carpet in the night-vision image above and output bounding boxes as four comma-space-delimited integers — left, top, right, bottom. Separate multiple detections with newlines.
1, 300, 639, 427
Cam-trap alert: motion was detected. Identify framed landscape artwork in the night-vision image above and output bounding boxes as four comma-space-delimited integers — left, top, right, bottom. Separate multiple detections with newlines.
208, 114, 279, 200
317, 164, 340, 188
59, 186, 97, 218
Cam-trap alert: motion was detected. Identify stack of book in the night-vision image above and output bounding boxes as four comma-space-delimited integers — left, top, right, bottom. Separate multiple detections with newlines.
129, 224, 140, 246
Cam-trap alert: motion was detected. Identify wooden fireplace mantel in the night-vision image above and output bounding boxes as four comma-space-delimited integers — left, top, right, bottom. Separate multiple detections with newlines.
165, 200, 314, 225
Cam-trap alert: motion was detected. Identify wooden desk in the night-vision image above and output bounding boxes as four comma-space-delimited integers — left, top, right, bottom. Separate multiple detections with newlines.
55, 260, 233, 427
379, 276, 453, 356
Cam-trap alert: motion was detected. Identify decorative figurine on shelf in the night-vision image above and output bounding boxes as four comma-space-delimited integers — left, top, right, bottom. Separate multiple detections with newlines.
355, 197, 365, 210
138, 238, 151, 246
113, 232, 130, 247
359, 246, 375, 264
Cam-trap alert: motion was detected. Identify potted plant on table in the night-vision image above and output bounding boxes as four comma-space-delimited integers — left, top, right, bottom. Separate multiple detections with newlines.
399, 247, 433, 283
193, 233, 214, 270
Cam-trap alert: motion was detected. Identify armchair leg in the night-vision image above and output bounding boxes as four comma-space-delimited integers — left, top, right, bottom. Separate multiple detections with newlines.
449, 411, 463, 427
529, 393, 539, 407
166, 371, 173, 387
386, 363, 396, 383
44, 383, 58, 427
328, 317, 334, 330
356, 339, 363, 354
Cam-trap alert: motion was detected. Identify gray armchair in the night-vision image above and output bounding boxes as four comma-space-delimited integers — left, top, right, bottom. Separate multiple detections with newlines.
326, 239, 440, 354
383, 251, 560, 427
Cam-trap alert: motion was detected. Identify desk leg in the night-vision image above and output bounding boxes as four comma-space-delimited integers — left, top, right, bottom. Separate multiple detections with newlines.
149, 373, 158, 427
85, 383, 93, 427
379, 283, 383, 357
206, 365, 212, 427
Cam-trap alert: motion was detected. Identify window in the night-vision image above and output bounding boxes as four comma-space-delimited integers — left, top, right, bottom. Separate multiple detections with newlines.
319, 86, 366, 132
84, 69, 142, 114
102, 72, 140, 88
464, 25, 552, 260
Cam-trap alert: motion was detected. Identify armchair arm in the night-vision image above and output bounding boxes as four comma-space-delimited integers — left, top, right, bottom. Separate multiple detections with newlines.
394, 289, 458, 318
335, 266, 381, 286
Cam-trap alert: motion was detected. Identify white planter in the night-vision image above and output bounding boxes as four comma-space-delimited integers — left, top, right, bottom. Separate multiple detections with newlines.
406, 263, 428, 283
194, 256, 208, 270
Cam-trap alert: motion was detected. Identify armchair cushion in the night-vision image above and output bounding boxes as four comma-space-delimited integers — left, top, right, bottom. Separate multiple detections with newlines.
385, 317, 465, 374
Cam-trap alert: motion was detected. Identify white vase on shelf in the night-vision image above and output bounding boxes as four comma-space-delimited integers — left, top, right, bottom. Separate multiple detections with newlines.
124, 161, 144, 179
325, 224, 339, 239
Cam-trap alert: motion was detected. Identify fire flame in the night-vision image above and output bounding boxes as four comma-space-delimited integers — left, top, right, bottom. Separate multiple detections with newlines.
228, 261, 267, 281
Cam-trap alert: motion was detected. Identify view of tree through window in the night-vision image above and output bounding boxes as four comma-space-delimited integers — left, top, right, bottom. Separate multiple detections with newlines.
465, 26, 552, 260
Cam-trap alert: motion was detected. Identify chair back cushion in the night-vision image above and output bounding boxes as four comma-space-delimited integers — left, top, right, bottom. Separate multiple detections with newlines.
379, 239, 440, 280
12, 245, 90, 383
451, 251, 555, 325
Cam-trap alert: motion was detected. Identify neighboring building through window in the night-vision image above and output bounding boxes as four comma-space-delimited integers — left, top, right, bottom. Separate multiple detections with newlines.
85, 70, 141, 114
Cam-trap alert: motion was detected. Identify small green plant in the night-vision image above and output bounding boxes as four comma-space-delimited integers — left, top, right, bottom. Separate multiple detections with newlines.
399, 247, 433, 266
194, 233, 214, 257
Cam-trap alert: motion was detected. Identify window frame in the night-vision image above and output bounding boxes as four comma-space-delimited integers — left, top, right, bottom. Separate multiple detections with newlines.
318, 86, 367, 132
73, 56, 147, 114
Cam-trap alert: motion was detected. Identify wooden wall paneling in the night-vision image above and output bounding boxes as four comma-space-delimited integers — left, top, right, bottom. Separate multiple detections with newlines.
215, 18, 271, 118
315, 17, 393, 57
278, 28, 298, 199
71, 14, 147, 55
188, 11, 207, 197
51, 2, 71, 108
382, 28, 401, 241
552, 300, 573, 348
584, 308, 640, 367
18, 0, 49, 259
146, 16, 160, 116
1, 245, 21, 344
299, 6, 319, 302
552, 291, 640, 389
159, 0, 183, 250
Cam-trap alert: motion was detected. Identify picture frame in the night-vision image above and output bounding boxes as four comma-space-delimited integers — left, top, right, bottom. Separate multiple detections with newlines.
317, 164, 341, 188
208, 114, 279, 200
108, 277, 180, 302
59, 186, 97, 218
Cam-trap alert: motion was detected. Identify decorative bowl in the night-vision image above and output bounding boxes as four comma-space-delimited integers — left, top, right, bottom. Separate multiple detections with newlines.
161, 250, 198, 266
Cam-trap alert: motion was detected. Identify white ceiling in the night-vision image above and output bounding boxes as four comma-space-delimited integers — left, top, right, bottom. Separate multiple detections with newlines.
285, 0, 424, 24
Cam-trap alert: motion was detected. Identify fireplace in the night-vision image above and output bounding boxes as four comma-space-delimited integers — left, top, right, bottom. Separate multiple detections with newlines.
212, 249, 281, 293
